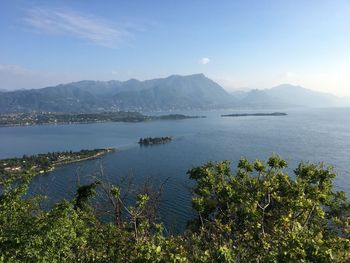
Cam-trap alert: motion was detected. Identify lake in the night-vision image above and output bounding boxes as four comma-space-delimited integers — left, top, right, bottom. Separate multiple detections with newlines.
1, 108, 350, 232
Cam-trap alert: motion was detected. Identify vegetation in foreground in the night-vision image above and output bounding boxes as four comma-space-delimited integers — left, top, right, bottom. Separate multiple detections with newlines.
0, 155, 349, 262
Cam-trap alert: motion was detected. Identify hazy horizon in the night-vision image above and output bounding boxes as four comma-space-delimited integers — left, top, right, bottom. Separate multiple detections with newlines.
1, 73, 349, 99
1, 1, 350, 96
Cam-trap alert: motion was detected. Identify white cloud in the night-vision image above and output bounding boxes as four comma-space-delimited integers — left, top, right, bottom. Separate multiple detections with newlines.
199, 57, 210, 65
24, 8, 130, 48
278, 71, 297, 80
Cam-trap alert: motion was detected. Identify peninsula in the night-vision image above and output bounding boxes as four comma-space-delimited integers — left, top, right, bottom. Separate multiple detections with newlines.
0, 112, 204, 127
221, 112, 287, 117
0, 148, 114, 179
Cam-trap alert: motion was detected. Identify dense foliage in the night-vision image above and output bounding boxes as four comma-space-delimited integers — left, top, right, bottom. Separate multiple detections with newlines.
0, 155, 349, 262
138, 137, 172, 146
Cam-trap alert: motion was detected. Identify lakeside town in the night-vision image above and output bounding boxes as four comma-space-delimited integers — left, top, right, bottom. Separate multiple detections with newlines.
0, 112, 204, 127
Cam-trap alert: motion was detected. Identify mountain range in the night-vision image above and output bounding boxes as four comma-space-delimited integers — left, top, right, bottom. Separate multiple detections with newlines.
0, 74, 348, 113
232, 84, 350, 109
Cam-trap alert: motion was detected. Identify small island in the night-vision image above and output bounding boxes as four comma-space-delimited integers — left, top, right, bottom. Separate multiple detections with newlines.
221, 112, 287, 117
0, 148, 114, 179
157, 114, 206, 120
138, 137, 172, 146
0, 112, 205, 127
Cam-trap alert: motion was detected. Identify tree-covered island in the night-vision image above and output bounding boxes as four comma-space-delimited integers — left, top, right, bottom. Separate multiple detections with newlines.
0, 148, 114, 179
138, 136, 172, 145
0, 112, 205, 127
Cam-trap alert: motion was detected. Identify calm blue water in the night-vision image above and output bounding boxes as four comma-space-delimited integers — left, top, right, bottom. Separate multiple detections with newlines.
1, 108, 350, 231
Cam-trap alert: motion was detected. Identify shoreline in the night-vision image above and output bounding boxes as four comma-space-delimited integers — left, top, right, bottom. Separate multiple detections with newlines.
0, 120, 145, 128
47, 148, 115, 172
0, 115, 203, 129
0, 148, 115, 177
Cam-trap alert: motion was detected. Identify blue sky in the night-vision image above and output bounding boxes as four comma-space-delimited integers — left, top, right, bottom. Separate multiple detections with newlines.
1, 0, 350, 96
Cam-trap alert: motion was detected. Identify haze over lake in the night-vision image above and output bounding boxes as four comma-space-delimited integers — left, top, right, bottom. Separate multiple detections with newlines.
1, 108, 349, 231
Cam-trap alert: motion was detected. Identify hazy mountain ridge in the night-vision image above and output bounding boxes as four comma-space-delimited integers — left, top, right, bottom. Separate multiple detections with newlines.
0, 74, 236, 112
0, 75, 349, 113
231, 84, 350, 108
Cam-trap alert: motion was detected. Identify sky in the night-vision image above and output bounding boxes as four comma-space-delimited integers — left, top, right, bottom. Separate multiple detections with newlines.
0, 0, 350, 96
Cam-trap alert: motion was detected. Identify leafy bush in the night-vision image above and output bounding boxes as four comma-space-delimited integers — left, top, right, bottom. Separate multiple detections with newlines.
0, 155, 349, 262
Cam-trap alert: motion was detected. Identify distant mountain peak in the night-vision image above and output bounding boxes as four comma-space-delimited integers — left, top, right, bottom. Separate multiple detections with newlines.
270, 84, 305, 90
124, 78, 140, 83
0, 73, 235, 113
189, 73, 206, 77
165, 73, 206, 79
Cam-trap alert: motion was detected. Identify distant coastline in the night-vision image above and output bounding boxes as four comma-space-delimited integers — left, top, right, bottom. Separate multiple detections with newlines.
0, 112, 205, 128
221, 112, 287, 117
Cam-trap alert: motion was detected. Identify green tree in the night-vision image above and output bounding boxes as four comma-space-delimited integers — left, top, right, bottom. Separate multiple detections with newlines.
188, 155, 350, 262
1, 155, 349, 262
